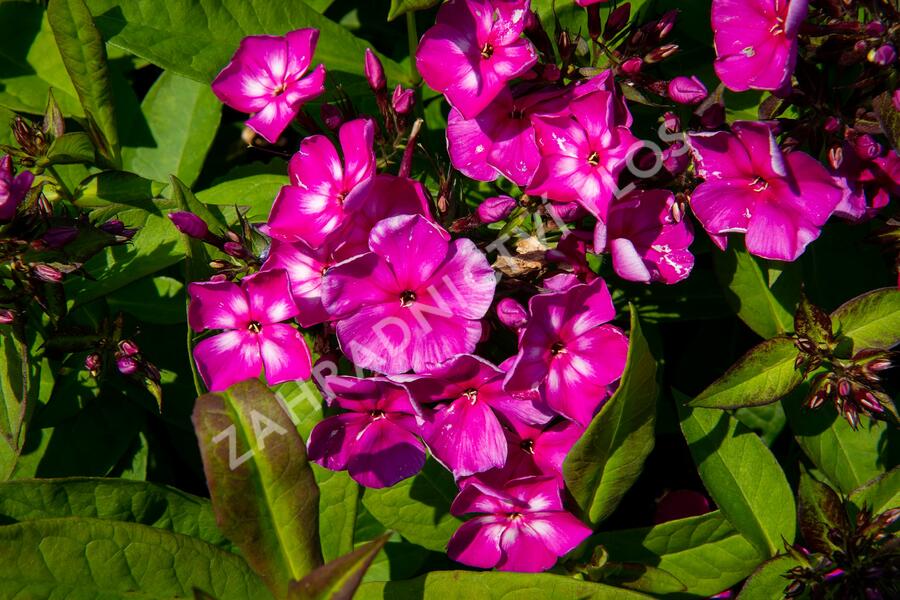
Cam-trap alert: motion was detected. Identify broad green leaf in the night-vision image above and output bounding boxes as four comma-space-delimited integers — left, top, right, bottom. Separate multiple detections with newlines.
797, 471, 848, 554
48, 0, 120, 166
849, 467, 900, 516
0, 3, 83, 116
592, 563, 686, 595
84, 0, 410, 89
689, 336, 802, 409
782, 384, 894, 496
193, 380, 323, 597
388, 0, 441, 21
733, 402, 786, 446
736, 555, 800, 600
831, 287, 900, 352
677, 394, 797, 556
564, 309, 658, 525
73, 170, 168, 211
196, 174, 288, 224
109, 429, 149, 480
289, 533, 389, 600
0, 477, 233, 550
45, 132, 96, 165
714, 243, 800, 338
356, 571, 653, 599
361, 457, 461, 552
594, 511, 763, 597
171, 174, 229, 236
106, 275, 186, 324
873, 91, 900, 153
0, 326, 31, 478
123, 71, 221, 187
0, 517, 268, 599
314, 466, 359, 563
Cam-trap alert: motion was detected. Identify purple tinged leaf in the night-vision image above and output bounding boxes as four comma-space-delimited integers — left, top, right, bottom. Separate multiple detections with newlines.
287, 533, 390, 600
797, 470, 848, 554
794, 294, 833, 346
831, 287, 900, 352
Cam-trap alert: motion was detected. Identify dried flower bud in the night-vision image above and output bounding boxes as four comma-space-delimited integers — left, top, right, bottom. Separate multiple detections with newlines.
477, 195, 517, 223
392, 84, 415, 116
364, 48, 386, 93
667, 76, 708, 105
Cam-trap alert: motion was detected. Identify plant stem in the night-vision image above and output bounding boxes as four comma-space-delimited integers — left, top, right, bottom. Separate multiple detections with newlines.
406, 12, 421, 85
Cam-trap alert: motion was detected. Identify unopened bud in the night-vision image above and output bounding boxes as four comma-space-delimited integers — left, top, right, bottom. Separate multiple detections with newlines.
43, 226, 78, 249
496, 297, 528, 330
144, 362, 161, 382
662, 111, 680, 133
604, 3, 631, 40
118, 339, 139, 357
33, 264, 63, 283
209, 260, 229, 270
222, 241, 246, 259
85, 352, 101, 376
620, 57, 643, 76
477, 195, 517, 223
893, 89, 900, 112
837, 378, 851, 398
667, 75, 708, 105
645, 44, 678, 63
364, 48, 386, 92
0, 308, 14, 324
117, 356, 139, 375
168, 211, 208, 239
866, 21, 886, 36
320, 103, 343, 131
392, 85, 415, 116
655, 9, 678, 40
868, 44, 896, 66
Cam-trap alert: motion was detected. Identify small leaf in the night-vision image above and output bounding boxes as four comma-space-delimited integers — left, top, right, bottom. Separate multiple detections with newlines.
797, 471, 848, 554
677, 391, 797, 557
690, 336, 802, 409
43, 89, 66, 138
45, 132, 95, 165
288, 533, 390, 600
193, 380, 323, 598
47, 0, 120, 167
564, 308, 658, 525
594, 511, 763, 598
794, 294, 832, 345
873, 91, 900, 153
831, 287, 900, 352
388, 0, 441, 21
849, 467, 900, 517
736, 554, 802, 600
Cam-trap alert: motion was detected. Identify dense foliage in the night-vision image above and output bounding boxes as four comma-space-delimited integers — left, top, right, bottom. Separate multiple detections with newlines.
0, 0, 898, 598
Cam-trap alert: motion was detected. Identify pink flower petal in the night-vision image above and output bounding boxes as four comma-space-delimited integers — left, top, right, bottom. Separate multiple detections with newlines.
258, 323, 311, 385
339, 118, 376, 189
244, 269, 298, 325
188, 280, 249, 331
193, 330, 261, 392
307, 412, 370, 472
368, 215, 450, 291
348, 418, 426, 487
448, 516, 506, 569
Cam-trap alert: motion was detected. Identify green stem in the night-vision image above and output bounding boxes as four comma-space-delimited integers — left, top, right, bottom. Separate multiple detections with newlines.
406, 12, 421, 85
46, 165, 72, 201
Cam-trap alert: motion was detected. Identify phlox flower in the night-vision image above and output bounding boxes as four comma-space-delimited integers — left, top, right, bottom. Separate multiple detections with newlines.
0, 155, 34, 221
504, 278, 629, 426
594, 189, 695, 284
265, 118, 376, 248
211, 29, 326, 143
416, 0, 537, 119
398, 354, 551, 478
447, 477, 591, 572
307, 376, 425, 488
527, 90, 638, 221
832, 142, 900, 224
688, 121, 843, 262
322, 214, 496, 374
188, 270, 311, 392
712, 0, 808, 92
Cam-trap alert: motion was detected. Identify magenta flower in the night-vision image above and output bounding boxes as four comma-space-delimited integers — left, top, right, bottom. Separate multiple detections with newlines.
832, 143, 899, 223
416, 0, 537, 119
188, 270, 312, 392
398, 354, 551, 477
447, 477, 592, 572
504, 278, 629, 426
527, 90, 638, 221
211, 29, 326, 143
261, 174, 432, 327
307, 376, 425, 488
594, 189, 695, 285
265, 118, 376, 247
712, 0, 808, 92
688, 121, 843, 261
0, 155, 34, 221
322, 214, 496, 374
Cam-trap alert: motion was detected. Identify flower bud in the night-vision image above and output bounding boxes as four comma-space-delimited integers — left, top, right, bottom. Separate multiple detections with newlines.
0, 308, 14, 324
477, 195, 517, 223
85, 352, 101, 376
33, 264, 63, 283
868, 44, 896, 66
392, 84, 415, 115
144, 362, 161, 382
320, 103, 343, 131
655, 9, 678, 40
117, 356, 139, 375
496, 297, 528, 330
604, 3, 631, 40
824, 116, 841, 134
587, 4, 601, 41
645, 44, 678, 63
662, 143, 690, 176
223, 241, 246, 258
364, 48, 386, 92
866, 21, 886, 36
620, 57, 643, 76
853, 134, 882, 160
169, 211, 209, 239
118, 339, 139, 357
662, 111, 680, 133
893, 89, 900, 112
43, 226, 78, 249
667, 76, 708, 105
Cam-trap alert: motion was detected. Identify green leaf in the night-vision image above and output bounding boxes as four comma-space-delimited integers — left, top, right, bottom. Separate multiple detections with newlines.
171, 174, 229, 237
714, 243, 800, 338
84, 0, 410, 88
0, 517, 269, 599
0, 3, 83, 116
564, 309, 658, 525
193, 380, 323, 598
313, 466, 359, 563
733, 402, 787, 447
797, 471, 848, 554
123, 71, 221, 187
782, 385, 894, 496
873, 91, 900, 153
356, 571, 653, 599
689, 336, 802, 409
288, 533, 390, 600
196, 174, 289, 224
0, 326, 32, 478
849, 467, 900, 516
592, 563, 686, 595
0, 477, 233, 551
73, 170, 168, 211
388, 0, 440, 21
736, 555, 800, 600
106, 275, 187, 324
594, 511, 763, 597
48, 0, 120, 167
361, 457, 461, 552
831, 287, 900, 352
45, 132, 96, 165
676, 393, 797, 556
